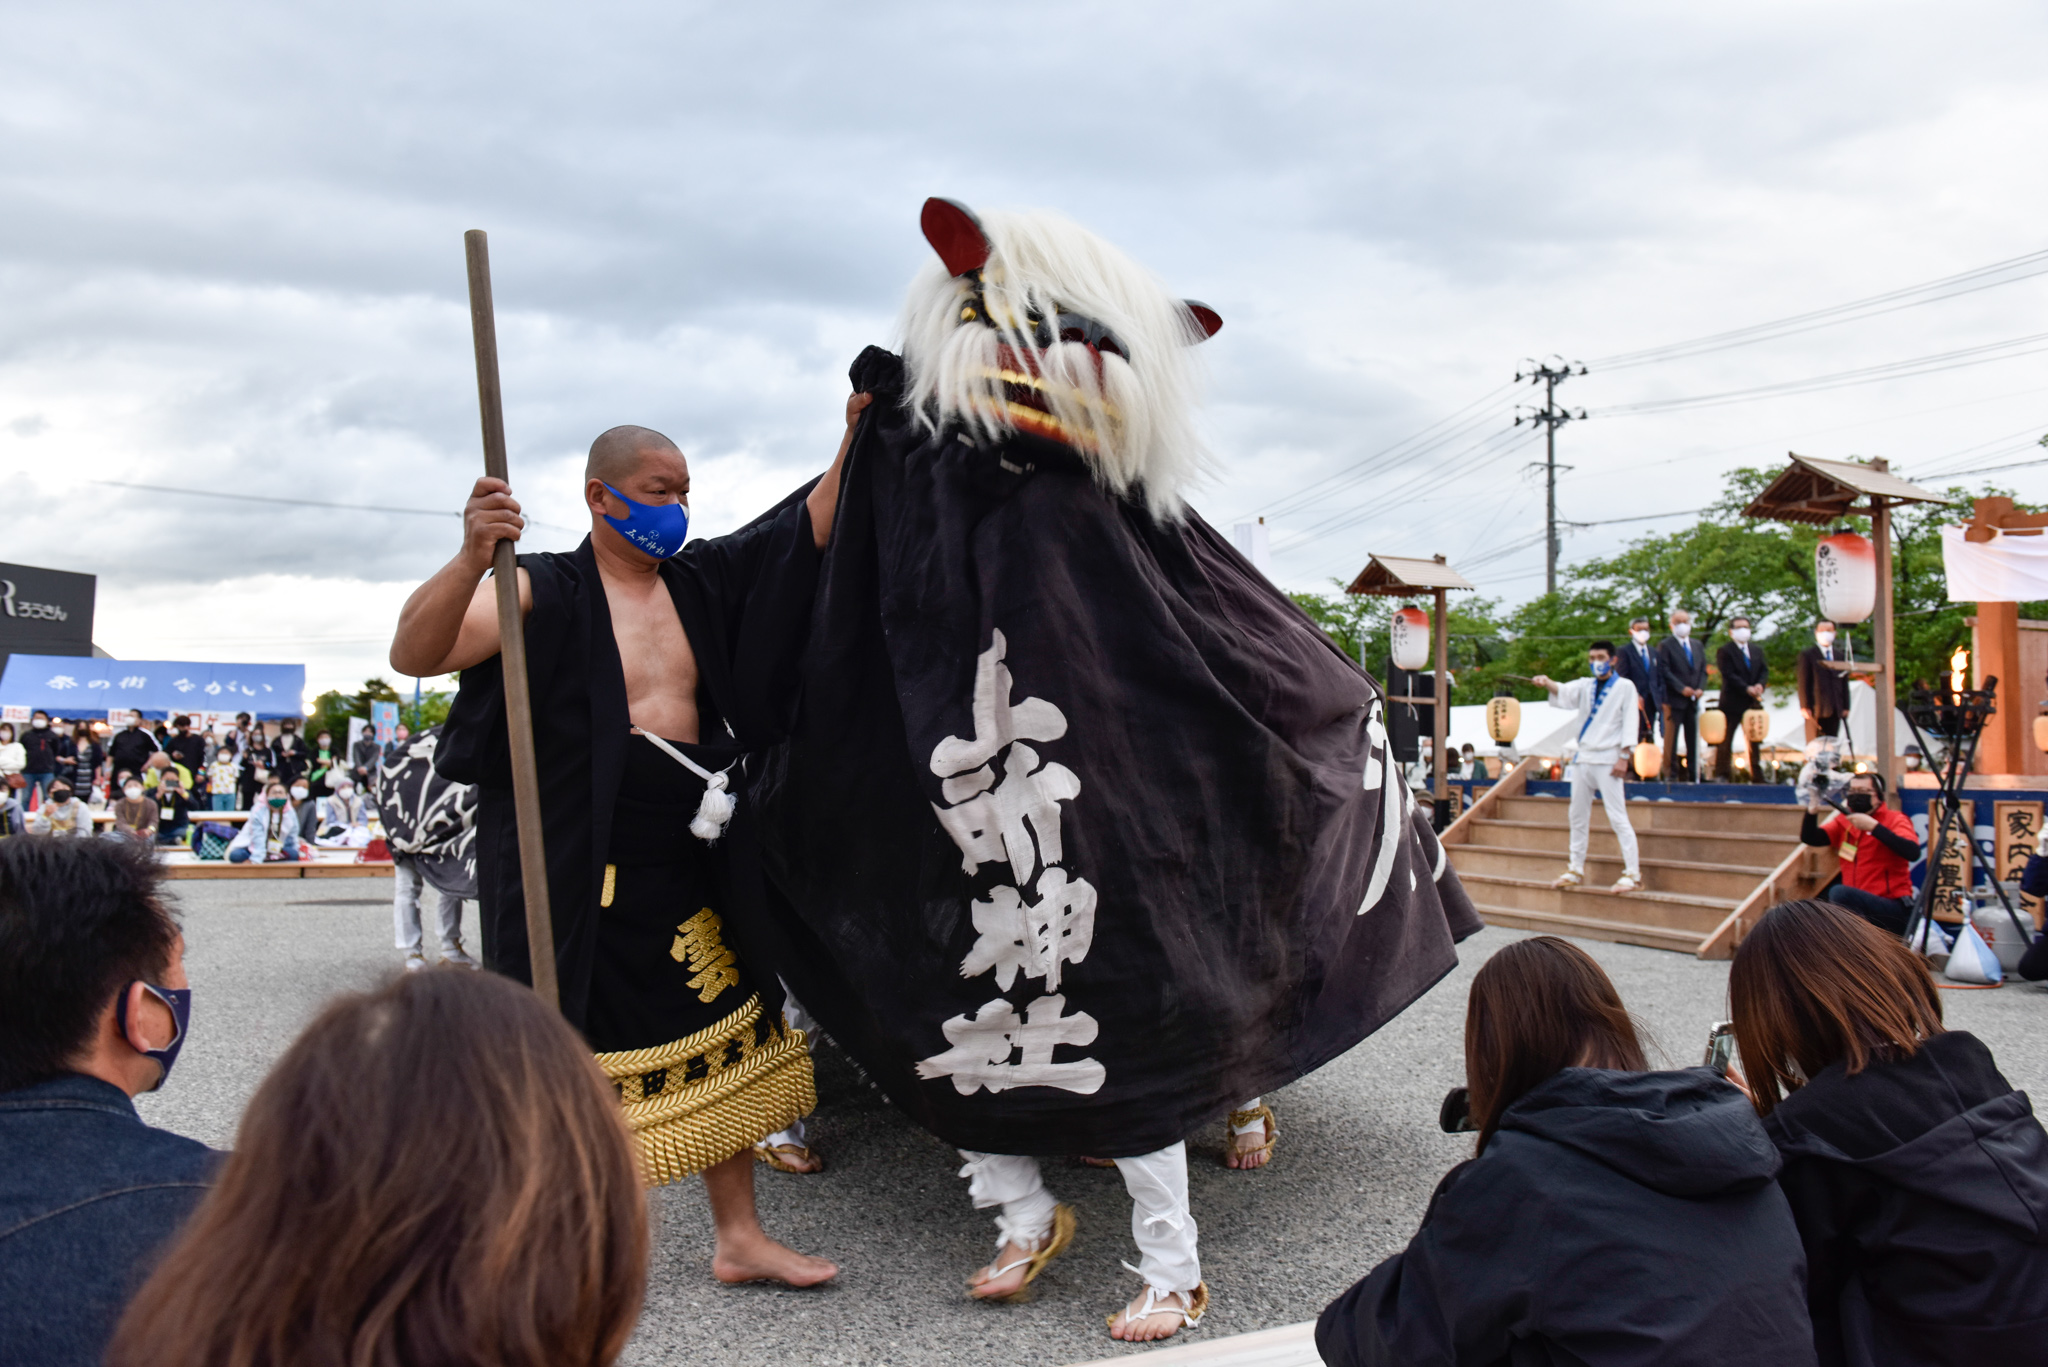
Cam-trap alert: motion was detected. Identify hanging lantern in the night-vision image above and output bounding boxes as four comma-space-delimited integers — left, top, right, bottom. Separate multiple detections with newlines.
1632, 741, 1664, 779
1700, 708, 1729, 746
1743, 709, 1771, 743
1390, 604, 1431, 672
1814, 531, 1877, 625
1487, 694, 1521, 744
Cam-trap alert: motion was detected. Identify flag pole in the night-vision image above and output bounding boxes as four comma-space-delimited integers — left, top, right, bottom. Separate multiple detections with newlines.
463, 229, 558, 1011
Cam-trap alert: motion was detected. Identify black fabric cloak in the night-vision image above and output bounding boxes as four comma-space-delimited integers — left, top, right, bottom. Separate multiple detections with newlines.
749, 347, 1483, 1157
436, 503, 820, 1034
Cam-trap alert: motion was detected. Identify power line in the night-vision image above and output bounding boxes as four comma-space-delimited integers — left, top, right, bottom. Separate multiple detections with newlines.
1586, 245, 2048, 371
94, 480, 584, 534
1587, 331, 2048, 418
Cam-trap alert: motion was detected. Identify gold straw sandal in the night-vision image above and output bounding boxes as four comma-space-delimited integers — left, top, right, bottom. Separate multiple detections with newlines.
1107, 1280, 1210, 1337
967, 1203, 1076, 1303
1225, 1103, 1277, 1169
752, 1141, 824, 1174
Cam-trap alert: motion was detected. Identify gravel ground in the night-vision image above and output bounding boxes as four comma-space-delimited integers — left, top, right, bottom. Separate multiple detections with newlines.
137, 879, 2047, 1366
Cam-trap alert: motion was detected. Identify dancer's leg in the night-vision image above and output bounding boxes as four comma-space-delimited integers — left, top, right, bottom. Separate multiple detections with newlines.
959, 1150, 1060, 1299
1110, 1142, 1202, 1341
701, 1149, 838, 1286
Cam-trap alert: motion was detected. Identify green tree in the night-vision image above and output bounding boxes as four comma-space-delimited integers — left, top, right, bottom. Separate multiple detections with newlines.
305, 677, 404, 745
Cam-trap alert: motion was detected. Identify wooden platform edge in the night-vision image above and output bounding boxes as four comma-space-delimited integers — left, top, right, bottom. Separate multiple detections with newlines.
162, 863, 395, 880
1441, 755, 1538, 850
1061, 1319, 1317, 1367
1695, 844, 1837, 959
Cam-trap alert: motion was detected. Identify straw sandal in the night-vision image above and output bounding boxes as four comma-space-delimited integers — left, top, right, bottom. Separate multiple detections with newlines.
967, 1203, 1076, 1303
1224, 1103, 1277, 1169
1107, 1280, 1210, 1339
752, 1141, 824, 1174
1550, 868, 1584, 889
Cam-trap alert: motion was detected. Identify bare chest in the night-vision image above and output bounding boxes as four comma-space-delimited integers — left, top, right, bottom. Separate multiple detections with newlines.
600, 571, 701, 742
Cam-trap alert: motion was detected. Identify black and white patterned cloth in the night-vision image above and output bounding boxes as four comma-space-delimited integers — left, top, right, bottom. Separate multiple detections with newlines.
374, 725, 477, 899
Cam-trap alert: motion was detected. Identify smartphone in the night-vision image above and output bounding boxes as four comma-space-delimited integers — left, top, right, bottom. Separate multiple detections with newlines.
1703, 1021, 1736, 1074
1438, 1086, 1476, 1134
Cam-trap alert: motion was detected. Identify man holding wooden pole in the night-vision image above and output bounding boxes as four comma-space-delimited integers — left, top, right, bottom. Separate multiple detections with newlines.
390, 236, 871, 1288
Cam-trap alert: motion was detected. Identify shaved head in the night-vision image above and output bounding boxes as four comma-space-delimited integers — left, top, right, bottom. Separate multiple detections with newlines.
586, 425, 681, 485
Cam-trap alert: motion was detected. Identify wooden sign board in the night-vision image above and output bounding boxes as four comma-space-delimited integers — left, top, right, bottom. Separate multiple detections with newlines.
1441, 784, 1465, 824
1928, 798, 1975, 924
1994, 799, 2045, 931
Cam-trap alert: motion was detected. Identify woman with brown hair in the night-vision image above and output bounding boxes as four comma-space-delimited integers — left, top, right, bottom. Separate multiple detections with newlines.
1318, 935, 1814, 1367
107, 969, 647, 1367
1730, 900, 2048, 1367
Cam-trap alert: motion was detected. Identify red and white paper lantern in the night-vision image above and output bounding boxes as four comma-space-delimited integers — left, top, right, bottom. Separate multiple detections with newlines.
1814, 532, 1876, 625
1390, 605, 1431, 672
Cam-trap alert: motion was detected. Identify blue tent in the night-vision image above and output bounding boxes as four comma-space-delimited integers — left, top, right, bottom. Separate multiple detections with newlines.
0, 655, 305, 720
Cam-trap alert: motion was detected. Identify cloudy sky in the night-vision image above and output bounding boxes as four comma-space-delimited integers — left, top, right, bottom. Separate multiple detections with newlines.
5, 1, 2047, 700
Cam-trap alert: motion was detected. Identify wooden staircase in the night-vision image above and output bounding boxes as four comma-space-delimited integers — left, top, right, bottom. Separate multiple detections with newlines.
1443, 759, 1839, 957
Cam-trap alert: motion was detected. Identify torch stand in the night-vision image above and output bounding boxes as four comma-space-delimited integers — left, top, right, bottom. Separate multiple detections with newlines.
1901, 676, 2032, 949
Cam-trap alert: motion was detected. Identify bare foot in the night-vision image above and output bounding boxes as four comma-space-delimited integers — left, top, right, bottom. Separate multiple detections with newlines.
711, 1230, 838, 1287
1226, 1126, 1271, 1170
1109, 1287, 1198, 1342
966, 1240, 1036, 1300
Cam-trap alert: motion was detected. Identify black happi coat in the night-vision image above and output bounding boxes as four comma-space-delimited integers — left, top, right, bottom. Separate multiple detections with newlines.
437, 505, 821, 1033
749, 348, 1483, 1157
1764, 1031, 2048, 1367
1317, 1069, 1817, 1367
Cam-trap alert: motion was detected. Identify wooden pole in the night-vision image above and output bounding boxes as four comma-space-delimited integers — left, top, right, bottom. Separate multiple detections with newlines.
1432, 583, 1449, 812
1871, 479, 1899, 799
463, 230, 558, 1012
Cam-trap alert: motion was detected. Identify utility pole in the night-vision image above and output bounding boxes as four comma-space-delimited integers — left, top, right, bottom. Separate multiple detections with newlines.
1515, 359, 1587, 596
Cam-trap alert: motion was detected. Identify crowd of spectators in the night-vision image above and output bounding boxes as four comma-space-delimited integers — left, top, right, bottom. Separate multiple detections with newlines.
2, 833, 2042, 1367
0, 710, 409, 850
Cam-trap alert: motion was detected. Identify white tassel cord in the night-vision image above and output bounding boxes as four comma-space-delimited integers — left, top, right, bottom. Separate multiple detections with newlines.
633, 731, 738, 843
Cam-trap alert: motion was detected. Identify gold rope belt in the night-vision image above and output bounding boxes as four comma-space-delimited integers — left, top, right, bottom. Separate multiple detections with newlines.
593, 993, 815, 1185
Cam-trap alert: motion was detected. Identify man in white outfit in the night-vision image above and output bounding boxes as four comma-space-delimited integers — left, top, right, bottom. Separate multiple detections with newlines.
1533, 639, 1643, 894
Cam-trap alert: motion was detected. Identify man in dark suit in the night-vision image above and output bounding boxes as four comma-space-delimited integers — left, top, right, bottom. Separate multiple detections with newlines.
1656, 609, 1708, 782
1796, 618, 1851, 741
1613, 616, 1664, 748
1714, 615, 1770, 780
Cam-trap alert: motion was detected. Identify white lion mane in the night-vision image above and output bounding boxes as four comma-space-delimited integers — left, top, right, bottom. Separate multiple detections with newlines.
898, 207, 1211, 520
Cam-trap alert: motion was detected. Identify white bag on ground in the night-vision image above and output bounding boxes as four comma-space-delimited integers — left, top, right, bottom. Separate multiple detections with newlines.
1908, 917, 1952, 960
1943, 920, 2004, 985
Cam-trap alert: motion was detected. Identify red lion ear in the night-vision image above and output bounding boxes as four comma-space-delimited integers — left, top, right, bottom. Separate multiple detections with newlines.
921, 197, 991, 276
1182, 300, 1223, 341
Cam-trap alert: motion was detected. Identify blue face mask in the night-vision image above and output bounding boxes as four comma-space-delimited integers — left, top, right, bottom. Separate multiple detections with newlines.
114, 982, 191, 1091
600, 483, 690, 560
1591, 659, 1612, 679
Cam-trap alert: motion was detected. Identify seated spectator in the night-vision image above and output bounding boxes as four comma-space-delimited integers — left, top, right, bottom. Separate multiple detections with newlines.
21, 710, 62, 804
1731, 900, 2048, 1365
1799, 770, 1918, 935
289, 778, 319, 845
1317, 935, 1814, 1367
109, 777, 158, 845
312, 777, 368, 846
226, 781, 299, 863
107, 970, 646, 1367
0, 837, 216, 1367
33, 783, 92, 839
204, 741, 241, 813
152, 773, 193, 848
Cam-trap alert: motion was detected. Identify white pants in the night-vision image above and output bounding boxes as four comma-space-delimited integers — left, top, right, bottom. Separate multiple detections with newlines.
393, 859, 465, 954
760, 986, 817, 1150
957, 1142, 1199, 1293
1568, 759, 1639, 876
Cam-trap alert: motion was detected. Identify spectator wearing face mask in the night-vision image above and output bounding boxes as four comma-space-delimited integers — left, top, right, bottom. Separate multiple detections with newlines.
1800, 770, 1919, 935
161, 719, 205, 790
68, 723, 104, 799
1657, 611, 1708, 782
383, 721, 410, 760
35, 783, 92, 838
313, 778, 368, 846
349, 725, 382, 795
0, 723, 23, 794
306, 729, 342, 793
107, 713, 159, 789
268, 720, 308, 791
1715, 616, 1769, 781
20, 711, 64, 805
1532, 641, 1644, 894
237, 754, 267, 811
1613, 616, 1665, 747
0, 837, 216, 1367
152, 775, 193, 848
1796, 620, 1851, 742
110, 778, 158, 845
204, 743, 241, 813
226, 782, 299, 863
289, 780, 318, 846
